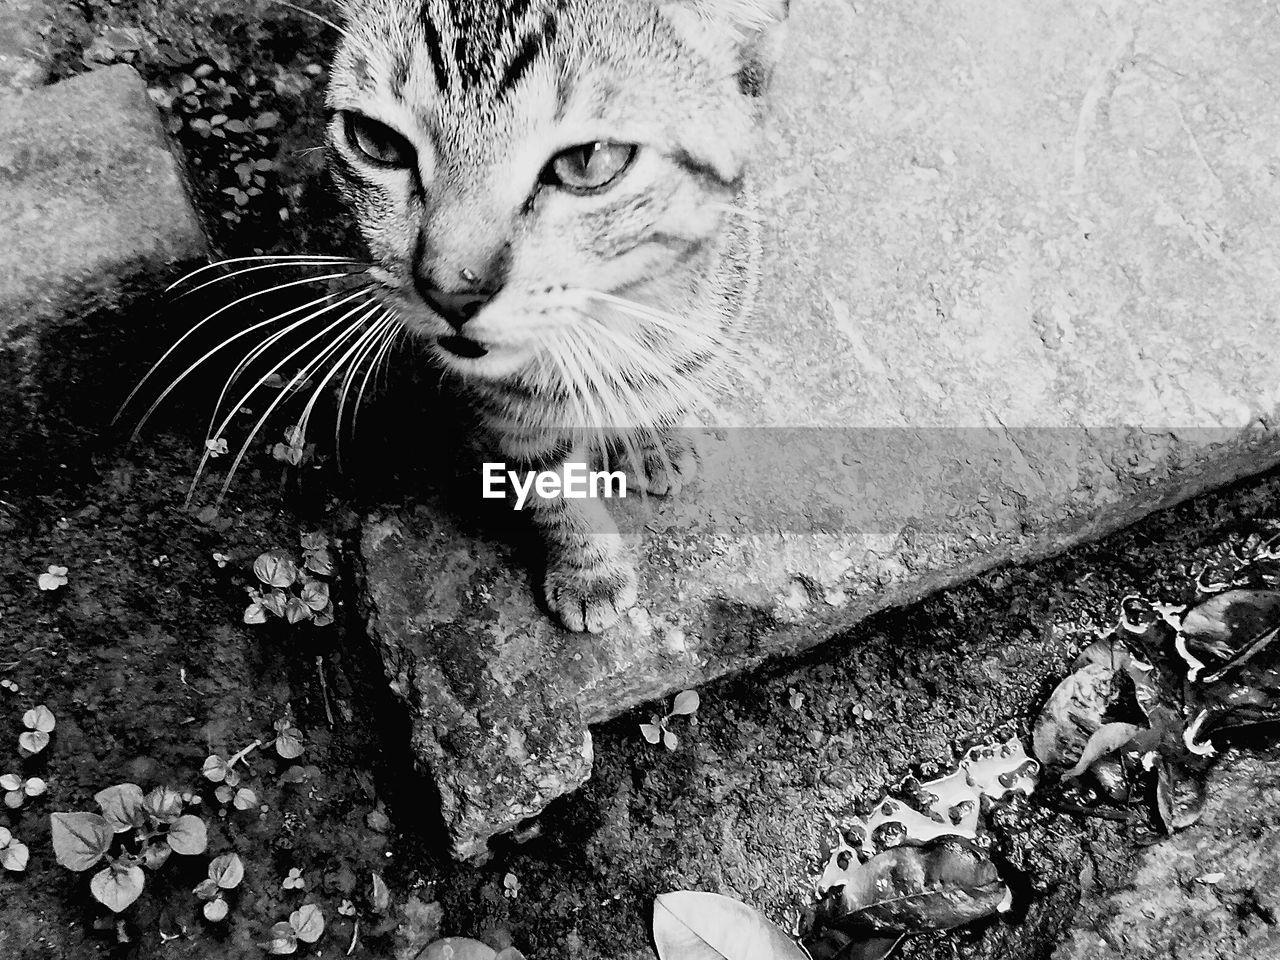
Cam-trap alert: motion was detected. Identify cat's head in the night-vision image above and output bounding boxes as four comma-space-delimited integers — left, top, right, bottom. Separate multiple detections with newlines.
326, 0, 787, 384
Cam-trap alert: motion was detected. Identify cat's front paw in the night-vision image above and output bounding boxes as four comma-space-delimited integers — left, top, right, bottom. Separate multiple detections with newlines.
544, 557, 638, 633
635, 431, 699, 497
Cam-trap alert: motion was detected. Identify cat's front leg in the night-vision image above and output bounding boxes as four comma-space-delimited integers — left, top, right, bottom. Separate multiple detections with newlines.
512, 449, 637, 633
633, 427, 700, 497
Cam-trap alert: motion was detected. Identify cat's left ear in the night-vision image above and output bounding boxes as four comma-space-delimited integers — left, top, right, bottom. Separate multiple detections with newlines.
663, 0, 790, 96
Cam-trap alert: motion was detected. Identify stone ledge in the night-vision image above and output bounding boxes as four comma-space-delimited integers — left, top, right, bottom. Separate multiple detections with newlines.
360, 0, 1280, 859
0, 64, 208, 472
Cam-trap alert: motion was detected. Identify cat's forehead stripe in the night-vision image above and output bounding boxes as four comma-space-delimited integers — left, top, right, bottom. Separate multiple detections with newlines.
395, 0, 565, 96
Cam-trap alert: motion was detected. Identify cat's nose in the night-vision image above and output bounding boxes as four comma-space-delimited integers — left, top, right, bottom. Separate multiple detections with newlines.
416, 284, 495, 332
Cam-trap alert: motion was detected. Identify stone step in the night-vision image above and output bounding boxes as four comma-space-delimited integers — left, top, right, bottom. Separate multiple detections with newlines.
360, 0, 1280, 859
0, 64, 208, 474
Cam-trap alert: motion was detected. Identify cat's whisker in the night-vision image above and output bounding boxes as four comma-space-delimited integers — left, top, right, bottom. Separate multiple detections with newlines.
174, 260, 366, 300
295, 309, 394, 459
209, 303, 382, 504
263, 0, 349, 37
351, 321, 404, 445
126, 288, 359, 441
117, 271, 360, 428
202, 286, 375, 439
565, 325, 658, 477
188, 296, 378, 503
335, 314, 398, 469
166, 255, 364, 293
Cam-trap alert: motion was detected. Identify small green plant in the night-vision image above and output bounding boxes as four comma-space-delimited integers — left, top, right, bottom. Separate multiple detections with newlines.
50, 784, 209, 913
37, 566, 68, 592
243, 535, 335, 626
1, 773, 46, 809
0, 826, 29, 872
640, 690, 701, 751
281, 866, 305, 890
261, 903, 325, 955
193, 852, 245, 922
19, 704, 55, 756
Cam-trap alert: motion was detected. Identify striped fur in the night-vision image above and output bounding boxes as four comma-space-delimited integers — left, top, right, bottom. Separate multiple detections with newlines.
328, 0, 787, 631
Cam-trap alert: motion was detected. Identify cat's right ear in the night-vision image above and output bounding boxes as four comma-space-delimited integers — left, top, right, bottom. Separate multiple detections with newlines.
662, 0, 790, 96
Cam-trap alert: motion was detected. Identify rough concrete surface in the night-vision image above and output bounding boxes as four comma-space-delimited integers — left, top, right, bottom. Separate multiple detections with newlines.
1053, 753, 1280, 960
0, 64, 207, 463
361, 0, 1280, 857
0, 0, 54, 91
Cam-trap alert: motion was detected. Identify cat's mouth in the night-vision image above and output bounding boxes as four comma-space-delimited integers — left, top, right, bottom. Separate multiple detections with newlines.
437, 334, 489, 359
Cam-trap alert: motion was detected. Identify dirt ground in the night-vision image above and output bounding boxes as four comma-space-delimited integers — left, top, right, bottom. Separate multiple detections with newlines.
3, 2, 1280, 959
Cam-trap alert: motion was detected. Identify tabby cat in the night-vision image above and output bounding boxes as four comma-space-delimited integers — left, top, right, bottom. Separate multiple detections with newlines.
327, 0, 788, 632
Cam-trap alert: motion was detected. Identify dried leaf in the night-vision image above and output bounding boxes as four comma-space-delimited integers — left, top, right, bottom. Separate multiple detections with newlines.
1063, 722, 1141, 778
1032, 662, 1119, 768
371, 871, 390, 913
1156, 760, 1208, 832
653, 891, 809, 960
814, 841, 1009, 935
1181, 590, 1280, 669
50, 812, 114, 871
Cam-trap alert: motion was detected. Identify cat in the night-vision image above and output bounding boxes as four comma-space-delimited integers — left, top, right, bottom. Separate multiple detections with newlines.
324, 0, 789, 632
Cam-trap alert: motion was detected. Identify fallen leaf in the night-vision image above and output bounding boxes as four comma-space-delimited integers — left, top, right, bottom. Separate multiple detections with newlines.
1156, 759, 1209, 832
1033, 663, 1119, 768
813, 841, 1009, 935
653, 891, 808, 960
1064, 722, 1141, 778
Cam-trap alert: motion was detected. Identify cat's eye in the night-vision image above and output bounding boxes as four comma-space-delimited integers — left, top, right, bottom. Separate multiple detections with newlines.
342, 112, 415, 168
543, 142, 637, 193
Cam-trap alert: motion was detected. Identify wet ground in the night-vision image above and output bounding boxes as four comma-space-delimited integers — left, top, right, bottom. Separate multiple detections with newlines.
3, 2, 1280, 958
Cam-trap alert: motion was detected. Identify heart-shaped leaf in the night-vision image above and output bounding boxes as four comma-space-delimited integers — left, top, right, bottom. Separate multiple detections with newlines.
254, 551, 299, 588
671, 690, 701, 716
95, 783, 147, 833
23, 705, 55, 733
640, 723, 662, 744
143, 786, 184, 824
50, 812, 114, 871
202, 755, 230, 783
204, 897, 229, 922
91, 863, 145, 912
167, 815, 208, 855
276, 730, 304, 760
18, 731, 49, 755
234, 788, 258, 811
653, 891, 809, 960
0, 774, 21, 792
0, 840, 29, 872
291, 903, 325, 943
209, 855, 244, 896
